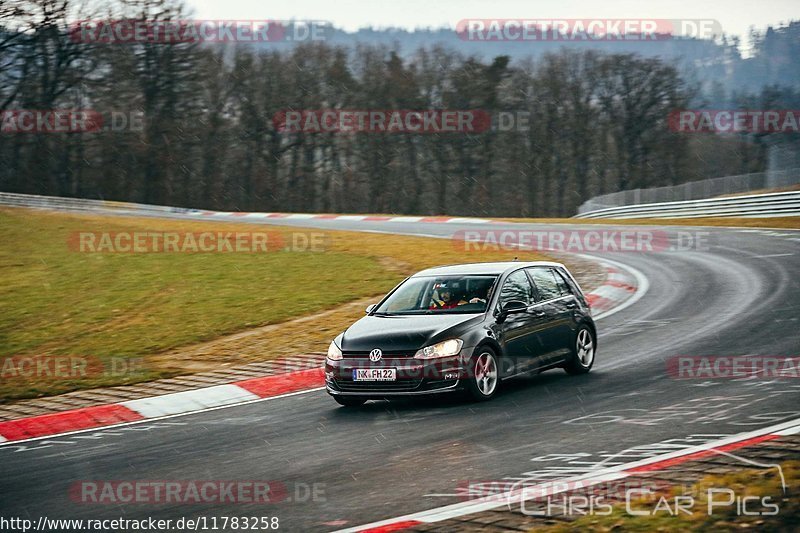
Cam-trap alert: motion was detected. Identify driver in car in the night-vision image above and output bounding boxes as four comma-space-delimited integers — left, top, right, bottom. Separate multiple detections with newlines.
430, 287, 467, 309
468, 281, 492, 304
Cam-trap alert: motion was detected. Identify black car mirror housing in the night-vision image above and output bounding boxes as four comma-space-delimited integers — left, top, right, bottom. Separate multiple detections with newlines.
497, 300, 527, 322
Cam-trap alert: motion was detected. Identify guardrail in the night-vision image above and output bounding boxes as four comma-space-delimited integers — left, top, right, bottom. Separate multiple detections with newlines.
3, 190, 798, 221
0, 192, 197, 215
574, 191, 800, 219
576, 168, 800, 214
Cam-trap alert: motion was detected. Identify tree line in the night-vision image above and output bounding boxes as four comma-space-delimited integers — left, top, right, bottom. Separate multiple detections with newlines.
0, 0, 779, 217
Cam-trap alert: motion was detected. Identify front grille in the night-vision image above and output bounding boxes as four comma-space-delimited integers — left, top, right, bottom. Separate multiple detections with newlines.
333, 379, 423, 392
343, 351, 414, 359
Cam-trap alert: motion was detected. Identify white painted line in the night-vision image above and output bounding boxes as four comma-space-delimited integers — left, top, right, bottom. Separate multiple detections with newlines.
357, 229, 442, 238
0, 387, 327, 447
615, 420, 800, 470
751, 253, 794, 258
335, 215, 367, 221
446, 218, 491, 224
420, 472, 633, 524
335, 417, 800, 532
121, 384, 260, 418
775, 425, 800, 436
422, 471, 630, 498
286, 214, 316, 219
389, 216, 424, 223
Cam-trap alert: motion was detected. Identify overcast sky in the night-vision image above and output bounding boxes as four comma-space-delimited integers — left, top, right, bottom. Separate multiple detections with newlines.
188, 0, 798, 45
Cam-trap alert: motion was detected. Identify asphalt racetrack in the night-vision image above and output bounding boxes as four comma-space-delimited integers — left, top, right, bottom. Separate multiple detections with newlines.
1, 215, 799, 531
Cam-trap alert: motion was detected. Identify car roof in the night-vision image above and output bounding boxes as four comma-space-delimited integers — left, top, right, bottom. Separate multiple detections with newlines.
411, 261, 566, 277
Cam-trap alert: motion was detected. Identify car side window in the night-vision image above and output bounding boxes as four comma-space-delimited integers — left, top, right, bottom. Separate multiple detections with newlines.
498, 270, 533, 306
552, 269, 574, 296
527, 267, 561, 301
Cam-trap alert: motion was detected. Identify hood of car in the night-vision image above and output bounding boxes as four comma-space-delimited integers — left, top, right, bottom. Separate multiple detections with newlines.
340, 313, 481, 354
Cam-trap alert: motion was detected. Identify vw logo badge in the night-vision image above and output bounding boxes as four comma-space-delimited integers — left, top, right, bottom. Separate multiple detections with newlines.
369, 348, 383, 362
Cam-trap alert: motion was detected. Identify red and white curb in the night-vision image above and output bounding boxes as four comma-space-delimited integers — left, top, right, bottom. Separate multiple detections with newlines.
336, 417, 800, 532
0, 369, 323, 443
0, 258, 644, 444
581, 255, 648, 320
195, 210, 499, 225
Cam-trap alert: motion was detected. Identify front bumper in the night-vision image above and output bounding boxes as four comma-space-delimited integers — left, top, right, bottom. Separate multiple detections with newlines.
325, 347, 476, 397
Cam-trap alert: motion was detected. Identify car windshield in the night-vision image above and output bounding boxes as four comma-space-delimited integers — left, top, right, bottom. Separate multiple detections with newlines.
374, 275, 498, 315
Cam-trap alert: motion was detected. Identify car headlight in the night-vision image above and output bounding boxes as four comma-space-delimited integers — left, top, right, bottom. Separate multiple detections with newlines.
327, 341, 343, 361
414, 339, 463, 359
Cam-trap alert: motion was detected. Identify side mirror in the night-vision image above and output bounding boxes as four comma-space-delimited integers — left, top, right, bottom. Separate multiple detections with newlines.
365, 304, 377, 314
496, 300, 527, 322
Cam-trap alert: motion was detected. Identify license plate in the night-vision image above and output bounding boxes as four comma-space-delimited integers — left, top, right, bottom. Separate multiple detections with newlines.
353, 368, 396, 381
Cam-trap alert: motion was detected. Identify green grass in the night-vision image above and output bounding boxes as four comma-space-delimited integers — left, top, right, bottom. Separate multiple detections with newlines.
0, 211, 394, 358
0, 210, 400, 398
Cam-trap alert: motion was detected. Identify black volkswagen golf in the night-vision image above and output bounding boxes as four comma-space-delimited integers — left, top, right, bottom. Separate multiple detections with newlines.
325, 261, 597, 406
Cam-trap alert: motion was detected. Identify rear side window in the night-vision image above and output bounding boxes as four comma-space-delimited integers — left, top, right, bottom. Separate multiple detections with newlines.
498, 270, 533, 306
552, 269, 574, 296
527, 267, 563, 301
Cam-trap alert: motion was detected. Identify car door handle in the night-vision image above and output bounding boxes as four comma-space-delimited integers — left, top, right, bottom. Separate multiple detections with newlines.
565, 301, 578, 309
528, 307, 546, 316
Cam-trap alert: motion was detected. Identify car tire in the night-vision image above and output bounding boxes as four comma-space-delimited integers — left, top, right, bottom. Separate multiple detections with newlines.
564, 325, 595, 375
333, 395, 367, 407
465, 347, 500, 401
